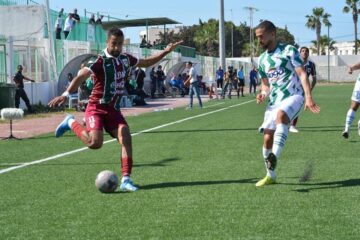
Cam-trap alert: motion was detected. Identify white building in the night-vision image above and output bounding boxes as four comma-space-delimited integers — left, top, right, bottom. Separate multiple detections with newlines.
139, 26, 182, 44
309, 41, 357, 56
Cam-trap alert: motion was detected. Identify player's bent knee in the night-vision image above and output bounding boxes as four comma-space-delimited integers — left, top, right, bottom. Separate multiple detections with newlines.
88, 140, 103, 149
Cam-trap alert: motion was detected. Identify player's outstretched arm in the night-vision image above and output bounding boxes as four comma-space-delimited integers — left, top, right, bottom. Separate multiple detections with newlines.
48, 68, 91, 108
348, 61, 360, 74
137, 41, 183, 68
296, 67, 320, 113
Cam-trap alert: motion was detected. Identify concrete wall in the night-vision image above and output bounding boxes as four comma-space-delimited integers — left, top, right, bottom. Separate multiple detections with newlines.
0, 5, 45, 39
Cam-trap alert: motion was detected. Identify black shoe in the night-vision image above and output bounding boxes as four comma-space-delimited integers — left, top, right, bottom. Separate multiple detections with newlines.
342, 131, 349, 139
265, 153, 277, 171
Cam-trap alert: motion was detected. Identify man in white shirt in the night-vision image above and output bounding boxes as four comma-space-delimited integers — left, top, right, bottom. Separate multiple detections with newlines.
63, 13, 74, 39
184, 61, 202, 109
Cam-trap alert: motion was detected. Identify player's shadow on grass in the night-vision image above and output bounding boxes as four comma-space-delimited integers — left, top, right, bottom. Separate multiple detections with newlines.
299, 125, 344, 132
134, 157, 180, 167
140, 178, 257, 190
142, 128, 258, 134
290, 178, 360, 193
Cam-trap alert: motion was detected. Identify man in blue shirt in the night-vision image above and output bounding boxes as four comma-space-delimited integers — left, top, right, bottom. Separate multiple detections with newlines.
249, 66, 258, 95
216, 66, 224, 89
237, 66, 245, 98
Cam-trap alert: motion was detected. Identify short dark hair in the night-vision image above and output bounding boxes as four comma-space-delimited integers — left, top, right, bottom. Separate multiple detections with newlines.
187, 61, 193, 66
256, 20, 276, 33
300, 46, 309, 52
107, 27, 124, 39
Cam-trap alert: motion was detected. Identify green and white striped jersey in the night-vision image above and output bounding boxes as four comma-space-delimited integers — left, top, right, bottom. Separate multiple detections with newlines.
258, 43, 304, 106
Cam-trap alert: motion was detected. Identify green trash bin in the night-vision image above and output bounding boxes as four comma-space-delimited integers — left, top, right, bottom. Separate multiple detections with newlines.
0, 83, 16, 109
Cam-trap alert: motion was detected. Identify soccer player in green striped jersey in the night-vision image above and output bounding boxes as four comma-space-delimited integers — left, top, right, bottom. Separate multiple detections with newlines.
255, 21, 320, 187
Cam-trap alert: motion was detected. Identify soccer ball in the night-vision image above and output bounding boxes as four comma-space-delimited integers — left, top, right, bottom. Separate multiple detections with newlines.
95, 170, 119, 193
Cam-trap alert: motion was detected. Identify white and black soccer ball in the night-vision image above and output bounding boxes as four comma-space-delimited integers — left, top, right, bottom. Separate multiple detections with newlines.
95, 170, 119, 193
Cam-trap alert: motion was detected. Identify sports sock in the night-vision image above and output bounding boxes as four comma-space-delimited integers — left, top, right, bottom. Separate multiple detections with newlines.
345, 109, 355, 132
262, 147, 276, 179
121, 157, 133, 177
71, 121, 85, 139
272, 123, 288, 159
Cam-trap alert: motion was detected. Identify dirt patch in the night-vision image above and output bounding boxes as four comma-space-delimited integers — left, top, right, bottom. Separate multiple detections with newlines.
0, 97, 200, 139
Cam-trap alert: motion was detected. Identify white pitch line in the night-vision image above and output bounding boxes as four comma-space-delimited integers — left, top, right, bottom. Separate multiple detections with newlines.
0, 99, 255, 175
203, 102, 225, 109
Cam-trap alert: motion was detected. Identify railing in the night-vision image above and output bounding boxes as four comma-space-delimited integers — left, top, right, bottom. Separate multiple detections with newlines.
0, 0, 39, 6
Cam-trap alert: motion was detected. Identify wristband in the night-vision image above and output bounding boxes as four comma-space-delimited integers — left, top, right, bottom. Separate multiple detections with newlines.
61, 91, 70, 97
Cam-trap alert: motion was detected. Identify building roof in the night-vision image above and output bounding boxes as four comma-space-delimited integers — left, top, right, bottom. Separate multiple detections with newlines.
102, 17, 181, 30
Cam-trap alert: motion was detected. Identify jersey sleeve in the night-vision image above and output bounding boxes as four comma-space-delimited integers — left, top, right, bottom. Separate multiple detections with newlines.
88, 56, 103, 75
125, 53, 139, 67
288, 46, 303, 69
258, 56, 267, 79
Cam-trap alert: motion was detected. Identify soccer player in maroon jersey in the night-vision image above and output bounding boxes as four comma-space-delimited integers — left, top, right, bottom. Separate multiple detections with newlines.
48, 27, 182, 191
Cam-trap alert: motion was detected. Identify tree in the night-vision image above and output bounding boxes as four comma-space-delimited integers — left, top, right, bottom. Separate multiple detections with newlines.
343, 0, 360, 54
310, 35, 336, 55
305, 7, 331, 55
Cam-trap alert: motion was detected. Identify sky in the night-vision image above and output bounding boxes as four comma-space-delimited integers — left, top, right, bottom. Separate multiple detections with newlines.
49, 0, 356, 46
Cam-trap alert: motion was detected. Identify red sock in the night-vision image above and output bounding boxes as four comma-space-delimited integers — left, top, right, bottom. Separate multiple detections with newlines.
121, 157, 133, 176
71, 121, 86, 139
292, 117, 299, 126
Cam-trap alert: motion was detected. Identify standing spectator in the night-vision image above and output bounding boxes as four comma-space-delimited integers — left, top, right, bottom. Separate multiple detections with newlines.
89, 14, 96, 25
72, 8, 80, 23
216, 66, 224, 88
237, 65, 245, 98
135, 67, 149, 100
54, 8, 64, 40
63, 13, 74, 39
150, 67, 157, 98
184, 61, 202, 109
249, 66, 258, 95
48, 27, 183, 192
95, 15, 104, 25
221, 66, 233, 99
156, 65, 165, 95
13, 65, 35, 113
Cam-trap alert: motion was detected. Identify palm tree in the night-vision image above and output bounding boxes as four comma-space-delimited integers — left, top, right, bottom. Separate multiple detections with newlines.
310, 35, 336, 55
343, 0, 360, 54
305, 7, 331, 55
194, 19, 219, 56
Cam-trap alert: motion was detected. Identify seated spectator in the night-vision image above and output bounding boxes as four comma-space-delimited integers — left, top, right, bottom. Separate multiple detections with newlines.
89, 14, 96, 25
95, 15, 104, 25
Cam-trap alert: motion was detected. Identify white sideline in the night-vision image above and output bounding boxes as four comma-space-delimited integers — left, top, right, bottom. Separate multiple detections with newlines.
0, 99, 255, 175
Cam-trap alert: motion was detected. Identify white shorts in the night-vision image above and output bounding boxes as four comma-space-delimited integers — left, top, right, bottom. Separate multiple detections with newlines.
259, 95, 304, 131
351, 77, 360, 103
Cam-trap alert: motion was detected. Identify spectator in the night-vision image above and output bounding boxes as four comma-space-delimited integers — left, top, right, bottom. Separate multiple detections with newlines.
150, 67, 157, 98
54, 8, 64, 40
140, 35, 147, 48
135, 67, 149, 100
221, 66, 233, 99
156, 65, 165, 95
184, 61, 202, 109
237, 65, 245, 98
95, 15, 104, 25
72, 8, 80, 23
13, 65, 35, 113
216, 66, 224, 88
89, 14, 96, 25
249, 66, 258, 95
63, 13, 74, 39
